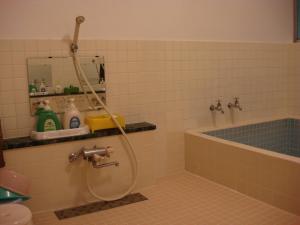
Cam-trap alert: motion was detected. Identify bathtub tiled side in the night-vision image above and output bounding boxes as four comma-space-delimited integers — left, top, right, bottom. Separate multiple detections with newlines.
185, 132, 300, 216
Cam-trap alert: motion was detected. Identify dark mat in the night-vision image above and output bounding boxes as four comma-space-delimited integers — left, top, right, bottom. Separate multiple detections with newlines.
54, 193, 148, 220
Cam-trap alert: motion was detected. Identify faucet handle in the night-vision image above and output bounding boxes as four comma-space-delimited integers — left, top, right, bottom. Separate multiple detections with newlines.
68, 148, 84, 163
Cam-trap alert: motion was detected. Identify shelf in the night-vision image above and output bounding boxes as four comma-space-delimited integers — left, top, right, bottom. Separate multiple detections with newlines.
29, 90, 106, 98
2, 122, 156, 150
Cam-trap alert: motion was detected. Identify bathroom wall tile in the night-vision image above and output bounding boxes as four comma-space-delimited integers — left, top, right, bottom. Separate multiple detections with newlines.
2, 117, 17, 130
0, 90, 15, 104
106, 40, 118, 50
96, 40, 106, 50
24, 40, 38, 51
0, 52, 12, 65
49, 40, 62, 51
1, 104, 16, 117
0, 65, 13, 78
15, 103, 31, 116
79, 40, 96, 51
12, 65, 27, 78
11, 40, 25, 52
12, 52, 26, 65
14, 77, 28, 90
0, 78, 13, 91
0, 40, 11, 51
14, 90, 29, 103
37, 51, 51, 57
37, 40, 51, 51
3, 129, 18, 138
16, 115, 32, 129
24, 51, 39, 59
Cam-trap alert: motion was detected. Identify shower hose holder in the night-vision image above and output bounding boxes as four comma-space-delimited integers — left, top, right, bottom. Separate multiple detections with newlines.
69, 146, 119, 168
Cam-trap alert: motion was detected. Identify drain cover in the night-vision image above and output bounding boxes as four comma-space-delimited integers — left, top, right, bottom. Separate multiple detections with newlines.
54, 193, 148, 220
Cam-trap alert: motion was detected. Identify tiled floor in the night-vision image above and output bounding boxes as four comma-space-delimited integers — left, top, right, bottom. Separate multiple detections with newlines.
33, 172, 300, 225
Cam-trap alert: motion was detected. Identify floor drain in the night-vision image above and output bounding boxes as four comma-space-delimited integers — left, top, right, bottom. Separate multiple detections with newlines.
54, 193, 148, 220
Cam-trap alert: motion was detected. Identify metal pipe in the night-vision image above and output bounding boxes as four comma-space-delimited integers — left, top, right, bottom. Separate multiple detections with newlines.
71, 16, 85, 53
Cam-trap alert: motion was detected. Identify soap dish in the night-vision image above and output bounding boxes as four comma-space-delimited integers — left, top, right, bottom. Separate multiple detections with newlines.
31, 125, 90, 140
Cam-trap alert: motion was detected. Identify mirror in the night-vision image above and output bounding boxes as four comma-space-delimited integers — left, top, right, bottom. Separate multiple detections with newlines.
27, 56, 105, 97
27, 56, 106, 115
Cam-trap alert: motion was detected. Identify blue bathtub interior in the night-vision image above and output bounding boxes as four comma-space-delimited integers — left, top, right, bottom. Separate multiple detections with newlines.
204, 118, 300, 157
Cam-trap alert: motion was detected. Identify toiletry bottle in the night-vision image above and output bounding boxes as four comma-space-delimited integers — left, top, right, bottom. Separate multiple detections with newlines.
36, 100, 62, 132
29, 82, 37, 96
40, 79, 46, 93
35, 101, 45, 116
55, 84, 63, 94
63, 98, 82, 129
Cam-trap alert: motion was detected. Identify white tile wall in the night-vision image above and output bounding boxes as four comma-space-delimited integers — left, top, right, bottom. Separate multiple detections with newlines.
0, 40, 299, 178
287, 44, 300, 115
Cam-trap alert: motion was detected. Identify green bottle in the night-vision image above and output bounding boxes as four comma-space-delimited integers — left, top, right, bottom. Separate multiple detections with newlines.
36, 100, 62, 132
28, 82, 37, 95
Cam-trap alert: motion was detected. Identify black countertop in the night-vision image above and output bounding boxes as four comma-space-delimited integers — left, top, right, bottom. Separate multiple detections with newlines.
3, 122, 156, 150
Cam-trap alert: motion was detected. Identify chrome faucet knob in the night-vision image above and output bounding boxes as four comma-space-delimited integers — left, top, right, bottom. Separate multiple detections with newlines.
68, 148, 84, 163
69, 153, 78, 163
234, 97, 239, 104
210, 100, 224, 113
217, 100, 224, 113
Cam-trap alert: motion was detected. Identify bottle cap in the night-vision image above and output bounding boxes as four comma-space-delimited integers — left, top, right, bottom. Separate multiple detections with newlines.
43, 100, 51, 111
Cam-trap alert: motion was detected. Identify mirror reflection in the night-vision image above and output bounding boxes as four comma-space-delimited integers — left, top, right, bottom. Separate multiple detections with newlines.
27, 56, 105, 97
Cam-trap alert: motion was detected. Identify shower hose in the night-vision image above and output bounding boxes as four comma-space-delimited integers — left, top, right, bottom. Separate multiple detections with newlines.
72, 54, 138, 201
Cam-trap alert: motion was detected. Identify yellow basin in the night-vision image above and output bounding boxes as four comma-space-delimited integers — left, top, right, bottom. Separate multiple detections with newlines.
85, 114, 125, 133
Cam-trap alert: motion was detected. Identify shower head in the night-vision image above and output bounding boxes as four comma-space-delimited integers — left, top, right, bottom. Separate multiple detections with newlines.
71, 16, 85, 53
76, 16, 85, 24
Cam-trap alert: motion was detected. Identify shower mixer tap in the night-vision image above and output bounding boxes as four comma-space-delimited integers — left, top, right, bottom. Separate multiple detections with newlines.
68, 146, 119, 168
210, 100, 224, 114
228, 97, 242, 111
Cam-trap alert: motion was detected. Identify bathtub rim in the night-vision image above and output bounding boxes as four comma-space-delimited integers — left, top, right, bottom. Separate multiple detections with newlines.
185, 116, 300, 164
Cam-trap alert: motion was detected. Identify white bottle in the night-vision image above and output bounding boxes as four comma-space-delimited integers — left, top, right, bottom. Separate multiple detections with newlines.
40, 80, 47, 93
63, 98, 82, 129
55, 84, 63, 94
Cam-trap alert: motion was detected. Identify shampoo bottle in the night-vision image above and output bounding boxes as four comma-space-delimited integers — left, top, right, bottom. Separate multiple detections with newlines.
36, 100, 62, 132
63, 98, 81, 129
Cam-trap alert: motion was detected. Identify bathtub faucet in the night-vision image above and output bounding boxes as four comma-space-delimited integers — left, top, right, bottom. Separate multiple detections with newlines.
228, 97, 242, 111
210, 100, 224, 114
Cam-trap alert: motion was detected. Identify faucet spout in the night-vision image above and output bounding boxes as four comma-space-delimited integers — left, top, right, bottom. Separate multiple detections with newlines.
228, 97, 242, 111
210, 100, 225, 114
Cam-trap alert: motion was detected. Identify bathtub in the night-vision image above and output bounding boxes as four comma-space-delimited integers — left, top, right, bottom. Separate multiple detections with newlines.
185, 118, 300, 216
